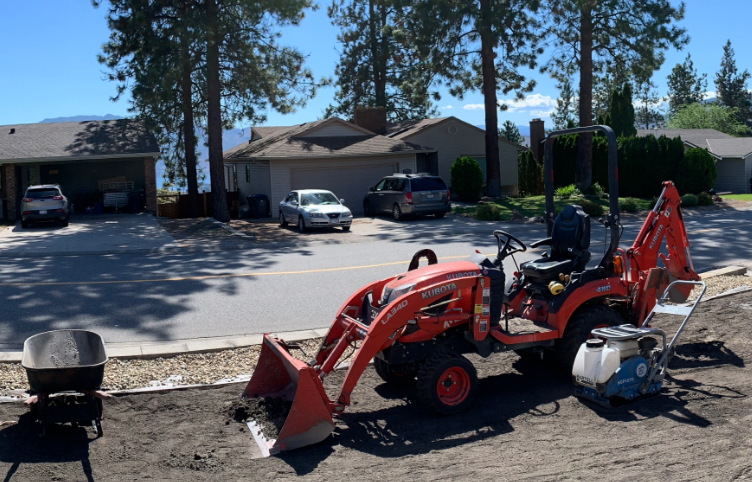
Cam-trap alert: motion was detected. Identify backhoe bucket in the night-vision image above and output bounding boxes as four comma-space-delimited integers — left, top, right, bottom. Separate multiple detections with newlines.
242, 335, 334, 456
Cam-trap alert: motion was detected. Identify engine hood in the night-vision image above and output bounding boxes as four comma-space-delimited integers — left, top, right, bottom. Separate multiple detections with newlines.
380, 260, 481, 304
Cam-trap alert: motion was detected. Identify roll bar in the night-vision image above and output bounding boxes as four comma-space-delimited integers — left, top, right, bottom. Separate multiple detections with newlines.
542, 125, 620, 268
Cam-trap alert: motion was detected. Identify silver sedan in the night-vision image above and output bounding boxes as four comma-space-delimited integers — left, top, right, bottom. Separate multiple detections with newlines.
279, 189, 353, 232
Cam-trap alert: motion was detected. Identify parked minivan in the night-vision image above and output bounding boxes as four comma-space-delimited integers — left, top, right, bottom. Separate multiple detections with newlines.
363, 173, 450, 220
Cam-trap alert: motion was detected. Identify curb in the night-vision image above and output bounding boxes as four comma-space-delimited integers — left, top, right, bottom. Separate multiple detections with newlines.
0, 244, 186, 259
0, 327, 330, 364
698, 265, 747, 278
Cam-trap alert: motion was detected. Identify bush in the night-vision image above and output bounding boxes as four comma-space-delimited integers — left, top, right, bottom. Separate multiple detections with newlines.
517, 150, 542, 197
450, 157, 484, 202
578, 199, 604, 217
619, 197, 638, 213
554, 184, 582, 198
475, 204, 502, 221
698, 191, 713, 206
675, 148, 717, 194
680, 193, 699, 207
585, 182, 604, 196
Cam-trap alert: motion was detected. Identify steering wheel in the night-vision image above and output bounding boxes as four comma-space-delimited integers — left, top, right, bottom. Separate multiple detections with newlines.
493, 230, 527, 261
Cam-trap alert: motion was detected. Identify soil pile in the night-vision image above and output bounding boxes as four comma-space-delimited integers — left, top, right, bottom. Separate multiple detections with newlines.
226, 397, 292, 440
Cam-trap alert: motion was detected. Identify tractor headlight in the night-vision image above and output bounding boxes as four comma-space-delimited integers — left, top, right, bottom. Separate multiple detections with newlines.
387, 283, 416, 303
309, 210, 326, 218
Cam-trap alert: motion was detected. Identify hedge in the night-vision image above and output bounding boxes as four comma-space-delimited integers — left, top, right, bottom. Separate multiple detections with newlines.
450, 157, 484, 202
517, 150, 542, 197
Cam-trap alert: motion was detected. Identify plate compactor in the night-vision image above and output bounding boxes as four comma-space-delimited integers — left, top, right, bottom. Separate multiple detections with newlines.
573, 280, 705, 406
242, 125, 701, 455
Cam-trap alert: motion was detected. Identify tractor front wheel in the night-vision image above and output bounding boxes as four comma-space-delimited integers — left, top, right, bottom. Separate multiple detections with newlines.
374, 358, 418, 386
554, 305, 624, 372
417, 352, 477, 415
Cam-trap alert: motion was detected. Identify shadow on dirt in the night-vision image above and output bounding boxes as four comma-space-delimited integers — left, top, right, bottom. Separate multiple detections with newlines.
670, 341, 745, 370
0, 412, 97, 482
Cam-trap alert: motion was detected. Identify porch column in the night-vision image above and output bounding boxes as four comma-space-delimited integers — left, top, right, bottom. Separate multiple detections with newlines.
144, 156, 157, 213
4, 163, 17, 222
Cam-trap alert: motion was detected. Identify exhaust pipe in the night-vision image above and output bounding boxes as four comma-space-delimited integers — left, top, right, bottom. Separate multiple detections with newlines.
242, 335, 335, 456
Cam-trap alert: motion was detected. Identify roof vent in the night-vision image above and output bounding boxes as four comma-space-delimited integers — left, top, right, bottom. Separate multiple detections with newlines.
9, 128, 15, 134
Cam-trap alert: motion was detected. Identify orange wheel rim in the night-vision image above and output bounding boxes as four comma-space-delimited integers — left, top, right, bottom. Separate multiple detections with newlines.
436, 367, 470, 406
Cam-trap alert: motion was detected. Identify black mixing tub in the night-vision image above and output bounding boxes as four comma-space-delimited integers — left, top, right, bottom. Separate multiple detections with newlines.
21, 330, 109, 437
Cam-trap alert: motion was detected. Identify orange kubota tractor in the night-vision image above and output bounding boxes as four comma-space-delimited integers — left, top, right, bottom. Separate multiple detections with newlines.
243, 125, 700, 455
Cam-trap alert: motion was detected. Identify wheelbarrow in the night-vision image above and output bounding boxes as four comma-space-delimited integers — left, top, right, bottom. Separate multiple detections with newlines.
21, 330, 109, 437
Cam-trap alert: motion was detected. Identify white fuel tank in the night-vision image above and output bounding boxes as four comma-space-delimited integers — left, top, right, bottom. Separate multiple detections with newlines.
572, 339, 621, 388
609, 339, 639, 359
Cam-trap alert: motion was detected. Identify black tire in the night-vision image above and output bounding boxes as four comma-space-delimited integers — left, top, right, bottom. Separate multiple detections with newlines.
279, 211, 288, 227
554, 305, 624, 372
298, 216, 306, 233
61, 217, 69, 227
342, 225, 351, 232
374, 357, 419, 386
392, 204, 402, 221
363, 201, 373, 217
21, 220, 29, 229
435, 212, 446, 219
416, 352, 477, 415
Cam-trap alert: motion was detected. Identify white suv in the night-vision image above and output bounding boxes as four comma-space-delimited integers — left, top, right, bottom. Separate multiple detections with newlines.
21, 184, 70, 228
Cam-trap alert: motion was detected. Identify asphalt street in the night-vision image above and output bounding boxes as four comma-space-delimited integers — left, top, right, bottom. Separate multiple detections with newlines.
1, 208, 750, 346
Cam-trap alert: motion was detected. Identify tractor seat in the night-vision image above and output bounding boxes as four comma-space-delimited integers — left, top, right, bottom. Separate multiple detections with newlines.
521, 205, 591, 284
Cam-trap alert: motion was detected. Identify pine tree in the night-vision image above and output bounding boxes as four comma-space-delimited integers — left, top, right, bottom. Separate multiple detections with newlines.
541, 0, 687, 189
634, 75, 664, 129
606, 84, 636, 137
406, 0, 540, 197
325, 0, 438, 122
500, 120, 524, 144
666, 53, 707, 115
715, 40, 752, 128
551, 77, 577, 129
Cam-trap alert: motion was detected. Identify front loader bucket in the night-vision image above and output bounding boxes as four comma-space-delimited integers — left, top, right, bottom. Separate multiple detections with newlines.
242, 335, 334, 456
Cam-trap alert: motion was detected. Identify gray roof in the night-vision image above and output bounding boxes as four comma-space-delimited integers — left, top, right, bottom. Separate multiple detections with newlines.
636, 129, 732, 149
0, 119, 159, 162
706, 138, 752, 158
225, 118, 434, 160
387, 115, 527, 149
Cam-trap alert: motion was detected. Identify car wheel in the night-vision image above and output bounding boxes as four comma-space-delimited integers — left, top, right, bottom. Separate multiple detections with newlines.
21, 220, 29, 229
342, 225, 351, 232
363, 201, 373, 217
279, 211, 288, 227
435, 212, 446, 219
61, 217, 69, 227
392, 204, 402, 221
298, 216, 306, 233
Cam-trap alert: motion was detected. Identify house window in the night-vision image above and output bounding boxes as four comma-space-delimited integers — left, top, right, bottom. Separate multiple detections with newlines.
245, 165, 251, 183
473, 157, 487, 181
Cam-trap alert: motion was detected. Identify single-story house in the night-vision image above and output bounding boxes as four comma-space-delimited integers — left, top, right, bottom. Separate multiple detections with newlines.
386, 116, 524, 194
636, 128, 752, 193
223, 110, 524, 216
223, 113, 435, 216
0, 120, 160, 221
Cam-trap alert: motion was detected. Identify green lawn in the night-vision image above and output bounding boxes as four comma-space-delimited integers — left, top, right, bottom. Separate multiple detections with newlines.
721, 194, 752, 202
452, 195, 653, 220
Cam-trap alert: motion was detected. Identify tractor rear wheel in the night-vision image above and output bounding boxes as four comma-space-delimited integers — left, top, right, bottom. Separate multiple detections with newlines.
554, 305, 624, 372
417, 352, 477, 415
374, 358, 418, 386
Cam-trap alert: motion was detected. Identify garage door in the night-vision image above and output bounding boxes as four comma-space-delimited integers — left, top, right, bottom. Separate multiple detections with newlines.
290, 162, 398, 216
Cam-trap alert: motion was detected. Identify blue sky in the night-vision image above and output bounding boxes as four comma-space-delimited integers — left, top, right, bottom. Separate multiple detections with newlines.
0, 0, 750, 132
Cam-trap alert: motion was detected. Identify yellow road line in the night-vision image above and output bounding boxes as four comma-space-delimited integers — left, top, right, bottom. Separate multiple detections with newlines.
0, 227, 722, 287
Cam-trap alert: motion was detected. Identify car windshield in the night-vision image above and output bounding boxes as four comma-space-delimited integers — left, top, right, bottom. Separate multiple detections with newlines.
301, 192, 340, 206
26, 189, 59, 199
410, 178, 446, 192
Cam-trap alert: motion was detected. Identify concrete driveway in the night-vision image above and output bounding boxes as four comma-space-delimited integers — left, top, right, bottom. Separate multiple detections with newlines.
0, 213, 178, 257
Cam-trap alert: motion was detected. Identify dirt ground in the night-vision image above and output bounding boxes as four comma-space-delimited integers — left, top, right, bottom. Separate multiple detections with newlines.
2, 292, 751, 481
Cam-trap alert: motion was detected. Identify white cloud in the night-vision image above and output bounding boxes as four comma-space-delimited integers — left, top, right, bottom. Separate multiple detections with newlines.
501, 94, 556, 113
530, 109, 555, 117
442, 105, 453, 110
703, 91, 716, 100
462, 103, 485, 110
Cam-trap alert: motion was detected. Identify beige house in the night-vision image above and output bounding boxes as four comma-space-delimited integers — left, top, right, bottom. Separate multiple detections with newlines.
636, 129, 752, 193
386, 117, 524, 195
223, 115, 434, 216
223, 112, 525, 217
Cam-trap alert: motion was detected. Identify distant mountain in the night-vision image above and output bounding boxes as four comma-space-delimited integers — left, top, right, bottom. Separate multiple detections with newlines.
39, 114, 123, 123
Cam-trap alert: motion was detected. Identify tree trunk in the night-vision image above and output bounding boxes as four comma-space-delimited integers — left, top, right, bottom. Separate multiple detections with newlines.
576, 4, 593, 190
205, 0, 230, 222
368, 0, 385, 107
180, 28, 200, 218
479, 0, 500, 198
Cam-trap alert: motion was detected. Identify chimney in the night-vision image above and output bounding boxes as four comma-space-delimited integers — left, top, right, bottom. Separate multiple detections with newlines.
529, 118, 545, 164
9, 128, 15, 134
353, 106, 387, 135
